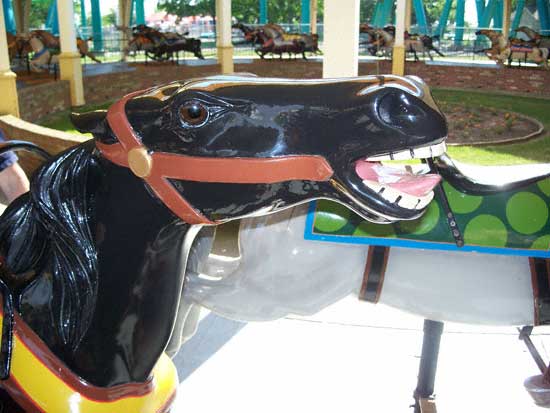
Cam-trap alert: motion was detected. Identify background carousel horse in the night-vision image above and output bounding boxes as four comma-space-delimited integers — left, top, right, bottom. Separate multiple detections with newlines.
514, 26, 550, 50
233, 22, 263, 45
262, 23, 322, 55
251, 28, 308, 59
365, 25, 444, 61
27, 32, 58, 72
476, 29, 549, 68
30, 29, 101, 63
123, 25, 204, 61
0, 74, 447, 412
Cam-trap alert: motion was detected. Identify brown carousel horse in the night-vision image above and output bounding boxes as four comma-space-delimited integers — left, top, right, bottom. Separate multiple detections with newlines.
6, 32, 32, 61
514, 26, 550, 50
122, 25, 204, 61
30, 30, 101, 63
234, 22, 320, 56
476, 29, 549, 68
361, 25, 444, 61
251, 28, 308, 60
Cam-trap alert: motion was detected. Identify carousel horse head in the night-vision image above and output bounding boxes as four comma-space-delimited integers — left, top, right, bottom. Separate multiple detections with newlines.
73, 74, 447, 224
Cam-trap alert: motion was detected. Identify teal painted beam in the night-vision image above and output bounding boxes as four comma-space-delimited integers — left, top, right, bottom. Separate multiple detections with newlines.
480, 0, 496, 27
412, 0, 428, 34
3, 0, 16, 33
371, 1, 382, 26
493, 0, 503, 28
135, 0, 145, 25
129, 0, 134, 26
80, 0, 86, 27
537, 0, 550, 33
475, 0, 485, 26
380, 0, 393, 26
300, 0, 310, 32
46, 0, 59, 36
259, 0, 267, 24
455, 0, 465, 44
437, 0, 453, 37
511, 0, 525, 32
90, 0, 103, 51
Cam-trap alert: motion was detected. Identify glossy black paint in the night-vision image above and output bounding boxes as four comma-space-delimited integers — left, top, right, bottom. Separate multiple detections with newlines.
119, 76, 447, 222
0, 75, 448, 391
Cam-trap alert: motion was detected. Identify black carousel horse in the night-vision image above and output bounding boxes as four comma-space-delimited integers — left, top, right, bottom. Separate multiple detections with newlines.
0, 74, 447, 411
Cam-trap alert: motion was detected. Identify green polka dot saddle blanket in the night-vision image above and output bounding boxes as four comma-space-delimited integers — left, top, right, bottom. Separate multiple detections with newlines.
305, 156, 550, 258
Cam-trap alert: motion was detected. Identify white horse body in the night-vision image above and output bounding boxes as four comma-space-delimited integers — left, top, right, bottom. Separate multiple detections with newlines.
184, 203, 534, 327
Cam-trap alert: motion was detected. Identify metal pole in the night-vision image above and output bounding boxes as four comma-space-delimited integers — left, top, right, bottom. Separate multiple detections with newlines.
475, 0, 485, 26
413, 319, 444, 412
90, 0, 103, 51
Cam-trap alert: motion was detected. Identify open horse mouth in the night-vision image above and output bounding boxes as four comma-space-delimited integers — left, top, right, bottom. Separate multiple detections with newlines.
355, 142, 445, 211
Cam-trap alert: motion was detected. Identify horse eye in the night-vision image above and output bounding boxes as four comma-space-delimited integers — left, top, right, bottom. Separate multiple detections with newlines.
179, 101, 208, 126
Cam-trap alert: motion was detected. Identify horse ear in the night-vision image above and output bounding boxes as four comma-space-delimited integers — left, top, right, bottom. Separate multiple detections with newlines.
70, 110, 117, 144
71, 110, 106, 134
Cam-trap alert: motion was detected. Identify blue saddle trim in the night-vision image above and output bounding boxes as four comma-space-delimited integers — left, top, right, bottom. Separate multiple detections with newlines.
32, 48, 48, 60
303, 201, 550, 258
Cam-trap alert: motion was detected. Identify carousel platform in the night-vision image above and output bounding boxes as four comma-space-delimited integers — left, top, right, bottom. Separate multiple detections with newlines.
173, 297, 549, 412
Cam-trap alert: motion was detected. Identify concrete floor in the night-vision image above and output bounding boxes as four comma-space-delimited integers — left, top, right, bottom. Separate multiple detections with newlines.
172, 297, 550, 413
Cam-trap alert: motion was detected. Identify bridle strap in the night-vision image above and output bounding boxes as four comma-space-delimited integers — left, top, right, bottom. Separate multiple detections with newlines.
97, 91, 334, 225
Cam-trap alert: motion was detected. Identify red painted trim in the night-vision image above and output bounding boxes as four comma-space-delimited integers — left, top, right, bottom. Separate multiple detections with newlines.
2, 375, 44, 413
99, 91, 335, 225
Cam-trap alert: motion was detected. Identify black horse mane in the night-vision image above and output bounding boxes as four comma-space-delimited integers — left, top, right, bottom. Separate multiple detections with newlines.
0, 141, 98, 352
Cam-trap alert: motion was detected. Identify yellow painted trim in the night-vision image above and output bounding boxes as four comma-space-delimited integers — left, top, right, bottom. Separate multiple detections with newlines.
58, 52, 85, 106
392, 45, 406, 76
0, 70, 20, 117
1, 311, 178, 413
217, 45, 234, 74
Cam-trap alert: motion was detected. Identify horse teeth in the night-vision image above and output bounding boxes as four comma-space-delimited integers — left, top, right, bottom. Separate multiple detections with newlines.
398, 194, 420, 209
363, 180, 435, 210
365, 142, 446, 162
416, 192, 434, 209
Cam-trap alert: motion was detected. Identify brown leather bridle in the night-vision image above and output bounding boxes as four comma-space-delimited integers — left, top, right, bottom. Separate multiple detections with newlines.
96, 91, 335, 224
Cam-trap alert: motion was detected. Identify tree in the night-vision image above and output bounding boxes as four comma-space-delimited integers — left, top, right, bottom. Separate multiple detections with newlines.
29, 0, 50, 29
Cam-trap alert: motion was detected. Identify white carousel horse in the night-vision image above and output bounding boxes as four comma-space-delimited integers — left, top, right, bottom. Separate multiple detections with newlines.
28, 34, 58, 73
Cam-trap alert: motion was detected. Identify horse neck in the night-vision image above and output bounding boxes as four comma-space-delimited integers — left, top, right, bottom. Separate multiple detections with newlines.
70, 159, 193, 386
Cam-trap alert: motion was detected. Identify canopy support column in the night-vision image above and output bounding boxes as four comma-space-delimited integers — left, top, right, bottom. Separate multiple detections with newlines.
323, 0, 359, 78
502, 0, 511, 37
0, 0, 19, 116
58, 0, 85, 106
310, 0, 317, 34
216, 0, 233, 74
393, 0, 407, 76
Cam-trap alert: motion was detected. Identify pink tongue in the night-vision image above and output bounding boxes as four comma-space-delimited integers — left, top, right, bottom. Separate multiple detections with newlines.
355, 160, 441, 197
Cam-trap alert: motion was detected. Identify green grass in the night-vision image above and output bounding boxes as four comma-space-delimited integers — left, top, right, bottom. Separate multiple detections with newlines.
432, 89, 550, 165
39, 88, 550, 166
